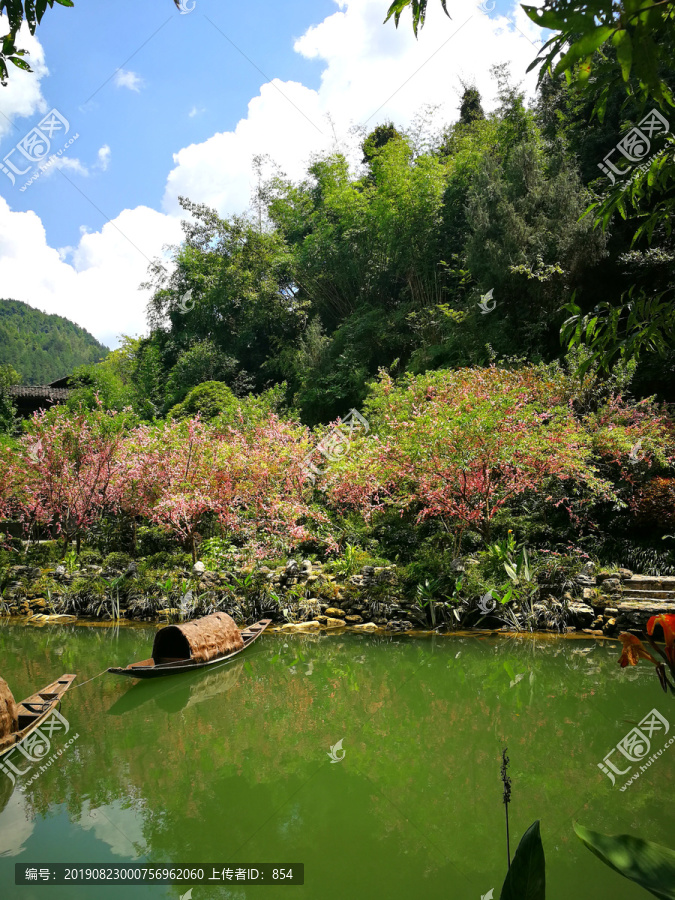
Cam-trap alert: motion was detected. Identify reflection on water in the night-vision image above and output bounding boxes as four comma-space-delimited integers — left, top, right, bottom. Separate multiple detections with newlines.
0, 788, 34, 857
0, 622, 672, 899
79, 799, 147, 857
108, 659, 244, 717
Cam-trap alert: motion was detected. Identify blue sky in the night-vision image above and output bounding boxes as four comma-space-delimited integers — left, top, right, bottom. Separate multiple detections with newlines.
0, 0, 545, 348
7, 0, 336, 249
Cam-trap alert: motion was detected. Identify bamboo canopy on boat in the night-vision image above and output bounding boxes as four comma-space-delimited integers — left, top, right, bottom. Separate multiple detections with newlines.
0, 677, 18, 739
152, 612, 244, 664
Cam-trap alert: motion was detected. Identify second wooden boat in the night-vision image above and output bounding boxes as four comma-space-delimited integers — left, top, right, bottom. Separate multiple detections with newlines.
0, 673, 77, 759
107, 612, 272, 679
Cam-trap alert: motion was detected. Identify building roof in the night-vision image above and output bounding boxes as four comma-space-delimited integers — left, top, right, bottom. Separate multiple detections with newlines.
9, 385, 70, 400
48, 376, 72, 389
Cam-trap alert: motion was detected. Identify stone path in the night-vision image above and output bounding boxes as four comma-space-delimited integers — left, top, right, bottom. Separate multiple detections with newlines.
615, 575, 675, 630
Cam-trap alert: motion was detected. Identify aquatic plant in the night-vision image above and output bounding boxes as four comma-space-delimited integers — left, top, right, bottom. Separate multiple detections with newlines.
494, 751, 675, 897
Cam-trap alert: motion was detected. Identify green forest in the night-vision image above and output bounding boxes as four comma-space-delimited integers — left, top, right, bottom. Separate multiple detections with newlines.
47, 65, 672, 425
0, 298, 108, 385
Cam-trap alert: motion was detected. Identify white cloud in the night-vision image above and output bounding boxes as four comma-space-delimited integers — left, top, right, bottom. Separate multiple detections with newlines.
97, 144, 111, 170
0, 17, 49, 141
0, 196, 182, 347
163, 79, 328, 217
188, 105, 206, 117
294, 0, 540, 124
41, 154, 88, 177
113, 69, 143, 92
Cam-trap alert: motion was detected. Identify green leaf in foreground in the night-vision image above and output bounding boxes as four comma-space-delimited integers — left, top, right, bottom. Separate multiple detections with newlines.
500, 820, 545, 900
574, 823, 675, 899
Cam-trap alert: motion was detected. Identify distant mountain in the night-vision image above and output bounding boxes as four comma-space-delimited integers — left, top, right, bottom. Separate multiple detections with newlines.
0, 299, 109, 384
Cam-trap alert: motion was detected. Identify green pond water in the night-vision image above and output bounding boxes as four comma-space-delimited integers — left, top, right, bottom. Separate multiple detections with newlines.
0, 621, 674, 899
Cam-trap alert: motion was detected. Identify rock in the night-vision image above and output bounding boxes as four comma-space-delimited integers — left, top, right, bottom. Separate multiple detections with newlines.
301, 560, 313, 575
54, 565, 67, 577
157, 608, 180, 618
30, 598, 47, 609
581, 561, 596, 576
323, 617, 346, 629
10, 565, 40, 579
618, 568, 634, 581
29, 613, 76, 624
324, 607, 346, 618
575, 575, 595, 587
599, 577, 621, 592
603, 607, 619, 617
616, 601, 675, 630
567, 603, 595, 628
351, 622, 378, 632
345, 615, 363, 624
281, 621, 320, 632
361, 565, 375, 576
603, 617, 618, 634
450, 558, 465, 572
285, 559, 299, 576
582, 587, 596, 601
385, 620, 414, 632
597, 572, 619, 584
192, 561, 206, 576
258, 566, 271, 575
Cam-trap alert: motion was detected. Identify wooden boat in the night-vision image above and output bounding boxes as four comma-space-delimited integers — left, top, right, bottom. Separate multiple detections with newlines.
0, 674, 77, 758
107, 612, 272, 679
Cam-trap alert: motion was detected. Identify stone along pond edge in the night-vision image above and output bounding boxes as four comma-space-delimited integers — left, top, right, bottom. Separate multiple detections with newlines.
2, 556, 674, 639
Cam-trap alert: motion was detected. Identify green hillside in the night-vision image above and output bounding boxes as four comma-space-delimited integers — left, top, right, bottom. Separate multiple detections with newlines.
0, 299, 109, 384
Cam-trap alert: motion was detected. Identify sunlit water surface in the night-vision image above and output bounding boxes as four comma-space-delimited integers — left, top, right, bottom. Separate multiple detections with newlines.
1, 621, 673, 899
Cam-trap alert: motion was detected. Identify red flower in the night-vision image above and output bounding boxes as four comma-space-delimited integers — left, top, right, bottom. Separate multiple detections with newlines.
618, 633, 659, 668
647, 614, 675, 668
